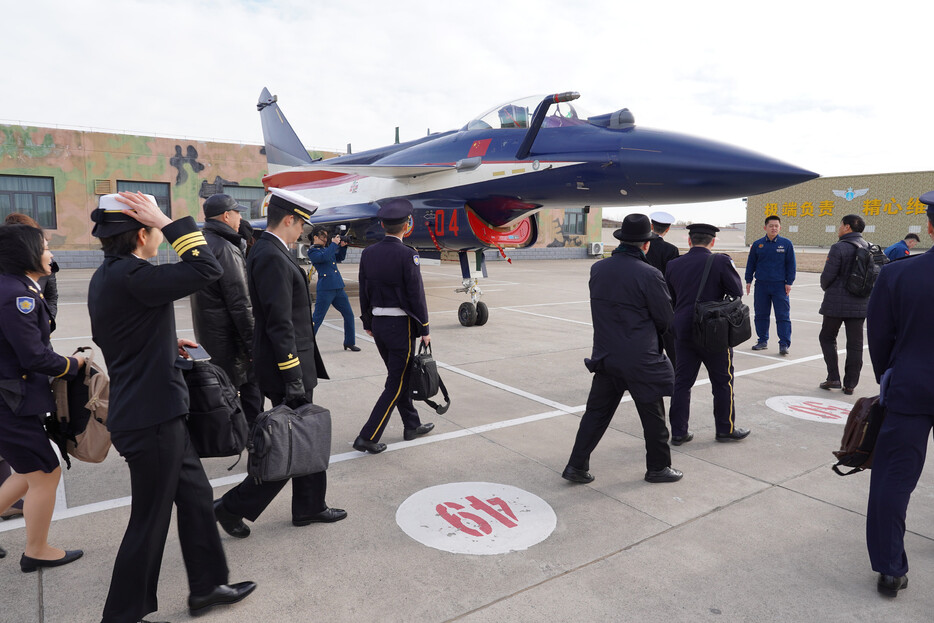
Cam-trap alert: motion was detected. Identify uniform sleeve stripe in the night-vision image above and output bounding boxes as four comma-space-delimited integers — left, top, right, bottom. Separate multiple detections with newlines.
278, 358, 301, 371
172, 233, 207, 255
174, 236, 208, 256
54, 357, 71, 378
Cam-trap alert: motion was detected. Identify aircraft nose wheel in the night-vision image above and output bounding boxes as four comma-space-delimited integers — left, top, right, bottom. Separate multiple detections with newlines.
458, 301, 489, 327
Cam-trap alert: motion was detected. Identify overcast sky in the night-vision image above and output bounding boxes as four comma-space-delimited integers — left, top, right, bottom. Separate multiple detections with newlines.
3, 0, 929, 225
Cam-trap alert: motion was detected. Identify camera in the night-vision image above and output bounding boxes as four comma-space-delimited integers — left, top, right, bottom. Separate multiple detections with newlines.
335, 224, 351, 244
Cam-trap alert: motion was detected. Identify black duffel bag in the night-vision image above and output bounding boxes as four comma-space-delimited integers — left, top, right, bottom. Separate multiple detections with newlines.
177, 356, 248, 458
692, 255, 752, 351
410, 342, 450, 415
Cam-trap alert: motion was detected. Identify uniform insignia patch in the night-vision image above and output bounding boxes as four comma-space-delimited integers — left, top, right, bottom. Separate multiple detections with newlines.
758, 244, 764, 248
192, 249, 200, 256
16, 297, 36, 314
413, 255, 420, 265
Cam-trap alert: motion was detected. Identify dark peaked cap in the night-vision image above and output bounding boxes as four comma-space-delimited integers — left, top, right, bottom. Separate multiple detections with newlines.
203, 193, 247, 218
267, 187, 318, 223
686, 223, 720, 237
91, 193, 150, 238
613, 213, 659, 243
377, 198, 413, 226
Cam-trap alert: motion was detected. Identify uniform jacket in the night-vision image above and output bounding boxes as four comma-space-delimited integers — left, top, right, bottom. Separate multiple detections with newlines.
89, 217, 222, 432
0, 273, 79, 417
745, 235, 796, 284
190, 219, 254, 386
819, 231, 869, 318
666, 246, 744, 341
867, 250, 934, 415
645, 237, 680, 276
883, 239, 911, 262
247, 232, 328, 397
358, 236, 430, 336
308, 242, 347, 291
585, 245, 674, 401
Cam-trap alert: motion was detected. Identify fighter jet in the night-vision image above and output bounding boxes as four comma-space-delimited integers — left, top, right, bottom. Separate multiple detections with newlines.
256, 88, 817, 326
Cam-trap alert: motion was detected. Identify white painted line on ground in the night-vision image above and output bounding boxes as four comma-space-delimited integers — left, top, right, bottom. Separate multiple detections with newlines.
501, 307, 592, 326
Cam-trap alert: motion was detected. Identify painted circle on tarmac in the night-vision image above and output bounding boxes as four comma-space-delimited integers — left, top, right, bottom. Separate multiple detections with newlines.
766, 395, 852, 424
396, 482, 557, 555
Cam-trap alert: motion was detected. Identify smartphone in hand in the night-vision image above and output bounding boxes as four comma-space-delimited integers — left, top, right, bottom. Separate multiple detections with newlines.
182, 344, 211, 361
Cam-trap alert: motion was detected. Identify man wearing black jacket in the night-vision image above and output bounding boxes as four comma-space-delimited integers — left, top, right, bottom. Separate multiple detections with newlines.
562, 214, 682, 485
214, 188, 346, 538
89, 192, 255, 621
191, 194, 262, 420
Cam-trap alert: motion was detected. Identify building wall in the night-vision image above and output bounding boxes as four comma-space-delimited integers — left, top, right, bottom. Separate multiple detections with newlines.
1, 123, 602, 267
746, 171, 934, 248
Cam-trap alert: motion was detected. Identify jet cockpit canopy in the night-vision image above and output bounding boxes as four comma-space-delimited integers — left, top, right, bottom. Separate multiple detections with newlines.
465, 95, 591, 131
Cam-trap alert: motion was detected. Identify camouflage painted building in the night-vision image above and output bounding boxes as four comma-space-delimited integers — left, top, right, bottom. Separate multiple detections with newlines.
746, 171, 934, 249
1, 123, 604, 268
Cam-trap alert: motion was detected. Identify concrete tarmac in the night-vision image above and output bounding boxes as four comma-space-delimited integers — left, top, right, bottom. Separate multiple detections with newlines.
2, 259, 932, 622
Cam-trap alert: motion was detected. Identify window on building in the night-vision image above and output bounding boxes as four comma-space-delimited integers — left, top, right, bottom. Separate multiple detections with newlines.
564, 208, 587, 235
117, 181, 171, 216
223, 185, 266, 219
0, 175, 57, 229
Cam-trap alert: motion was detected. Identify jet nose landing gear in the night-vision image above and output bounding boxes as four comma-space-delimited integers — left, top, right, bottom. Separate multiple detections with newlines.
456, 278, 489, 327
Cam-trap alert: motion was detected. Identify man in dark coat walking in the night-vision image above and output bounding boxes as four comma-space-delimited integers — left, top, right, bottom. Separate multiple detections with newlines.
214, 188, 346, 539
818, 214, 870, 395
562, 214, 682, 485
191, 194, 262, 420
666, 223, 749, 445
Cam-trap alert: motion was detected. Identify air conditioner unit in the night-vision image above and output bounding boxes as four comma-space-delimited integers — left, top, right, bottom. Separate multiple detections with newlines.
588, 242, 604, 256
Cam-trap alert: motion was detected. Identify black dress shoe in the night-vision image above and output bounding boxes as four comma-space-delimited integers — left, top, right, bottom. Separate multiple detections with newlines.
344, 344, 361, 351
716, 428, 751, 442
214, 499, 250, 539
671, 433, 693, 446
877, 573, 908, 597
561, 465, 594, 483
0, 545, 6, 558
843, 387, 855, 396
404, 422, 435, 441
293, 507, 348, 526
645, 466, 683, 483
353, 436, 387, 454
188, 581, 257, 616
20, 549, 83, 573
819, 380, 842, 390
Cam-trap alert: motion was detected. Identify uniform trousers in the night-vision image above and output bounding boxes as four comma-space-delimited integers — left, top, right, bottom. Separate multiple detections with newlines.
669, 339, 736, 437
867, 410, 934, 577
102, 416, 228, 623
220, 390, 326, 522
567, 372, 671, 472
753, 280, 791, 347
818, 316, 864, 389
358, 315, 422, 442
312, 288, 356, 347
238, 379, 264, 423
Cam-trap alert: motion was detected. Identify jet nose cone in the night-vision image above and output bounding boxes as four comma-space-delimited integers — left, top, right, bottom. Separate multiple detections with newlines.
619, 129, 818, 204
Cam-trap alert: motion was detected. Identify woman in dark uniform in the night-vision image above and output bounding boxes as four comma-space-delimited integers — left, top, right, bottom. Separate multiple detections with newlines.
0, 224, 85, 572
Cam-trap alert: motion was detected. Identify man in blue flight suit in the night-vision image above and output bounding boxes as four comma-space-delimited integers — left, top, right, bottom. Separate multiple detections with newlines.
864, 190, 934, 598
883, 233, 919, 262
308, 225, 360, 351
745, 215, 796, 355
89, 192, 256, 621
666, 223, 750, 444
352, 198, 433, 454
562, 214, 682, 484
215, 187, 346, 539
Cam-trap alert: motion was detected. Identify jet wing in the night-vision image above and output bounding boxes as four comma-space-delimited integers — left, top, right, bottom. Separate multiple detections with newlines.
304, 202, 379, 224
279, 163, 455, 179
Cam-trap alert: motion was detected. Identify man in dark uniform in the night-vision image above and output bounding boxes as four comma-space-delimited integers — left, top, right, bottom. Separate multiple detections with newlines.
865, 190, 934, 598
666, 223, 749, 445
191, 193, 263, 421
562, 214, 682, 485
352, 198, 433, 454
645, 210, 681, 369
745, 215, 796, 355
89, 192, 255, 621
215, 188, 346, 537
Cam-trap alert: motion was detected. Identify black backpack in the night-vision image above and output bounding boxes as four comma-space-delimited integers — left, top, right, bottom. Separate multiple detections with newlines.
178, 358, 248, 458
844, 240, 888, 298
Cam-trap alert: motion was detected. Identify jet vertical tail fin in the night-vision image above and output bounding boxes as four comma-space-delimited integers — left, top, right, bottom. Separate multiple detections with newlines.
257, 87, 315, 171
